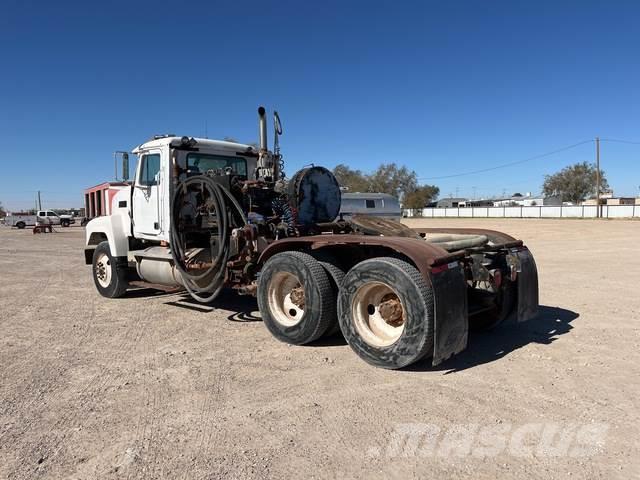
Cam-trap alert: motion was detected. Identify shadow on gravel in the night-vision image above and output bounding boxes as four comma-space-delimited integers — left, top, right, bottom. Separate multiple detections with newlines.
308, 333, 348, 347
407, 305, 579, 373
164, 289, 262, 322
124, 288, 180, 299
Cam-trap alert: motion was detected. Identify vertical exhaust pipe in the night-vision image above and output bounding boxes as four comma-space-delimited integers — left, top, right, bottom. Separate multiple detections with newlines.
258, 106, 268, 152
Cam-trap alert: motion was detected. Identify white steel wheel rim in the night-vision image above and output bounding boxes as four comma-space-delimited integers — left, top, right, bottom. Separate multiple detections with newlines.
95, 252, 112, 288
267, 271, 305, 327
351, 281, 405, 347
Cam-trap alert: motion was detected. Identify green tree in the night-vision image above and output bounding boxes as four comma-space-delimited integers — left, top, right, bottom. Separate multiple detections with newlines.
368, 163, 418, 199
542, 162, 609, 204
0, 201, 5, 217
333, 163, 439, 204
332, 164, 371, 193
403, 185, 440, 209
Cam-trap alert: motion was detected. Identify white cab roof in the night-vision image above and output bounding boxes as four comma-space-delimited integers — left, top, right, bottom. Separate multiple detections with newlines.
133, 137, 257, 155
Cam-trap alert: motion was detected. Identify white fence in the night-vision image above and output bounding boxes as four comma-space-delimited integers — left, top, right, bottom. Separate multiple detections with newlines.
404, 204, 640, 219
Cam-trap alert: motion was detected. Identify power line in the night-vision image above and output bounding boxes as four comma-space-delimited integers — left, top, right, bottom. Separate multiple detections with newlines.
418, 139, 594, 180
600, 138, 640, 145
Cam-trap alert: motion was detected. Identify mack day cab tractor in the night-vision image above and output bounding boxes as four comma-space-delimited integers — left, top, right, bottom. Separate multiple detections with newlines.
84, 107, 539, 369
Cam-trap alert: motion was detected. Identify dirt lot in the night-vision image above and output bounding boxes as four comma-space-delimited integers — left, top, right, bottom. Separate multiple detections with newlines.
0, 219, 638, 479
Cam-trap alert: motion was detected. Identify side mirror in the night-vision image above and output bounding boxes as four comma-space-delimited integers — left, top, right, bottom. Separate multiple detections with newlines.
114, 151, 130, 182
122, 153, 130, 181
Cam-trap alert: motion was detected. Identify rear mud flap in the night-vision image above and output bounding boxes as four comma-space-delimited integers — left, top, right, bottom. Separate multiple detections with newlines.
515, 248, 539, 322
431, 264, 468, 366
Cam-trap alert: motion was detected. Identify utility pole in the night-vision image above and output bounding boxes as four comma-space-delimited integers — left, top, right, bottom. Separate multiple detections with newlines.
37, 190, 42, 211
595, 137, 601, 218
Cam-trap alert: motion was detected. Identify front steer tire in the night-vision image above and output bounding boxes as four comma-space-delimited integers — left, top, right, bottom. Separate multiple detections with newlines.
257, 251, 336, 345
338, 257, 434, 369
92, 241, 128, 298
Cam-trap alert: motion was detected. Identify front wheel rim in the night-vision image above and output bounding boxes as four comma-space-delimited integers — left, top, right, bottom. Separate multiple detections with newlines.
95, 252, 112, 288
267, 271, 306, 326
351, 281, 405, 347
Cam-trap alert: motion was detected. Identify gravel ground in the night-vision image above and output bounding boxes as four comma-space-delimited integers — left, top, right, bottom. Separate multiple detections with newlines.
0, 219, 638, 479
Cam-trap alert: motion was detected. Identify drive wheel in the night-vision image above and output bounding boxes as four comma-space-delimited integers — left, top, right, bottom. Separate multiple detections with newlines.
16, 221, 25, 229
61, 220, 70, 227
313, 251, 346, 337
258, 251, 335, 345
338, 257, 434, 369
92, 241, 128, 298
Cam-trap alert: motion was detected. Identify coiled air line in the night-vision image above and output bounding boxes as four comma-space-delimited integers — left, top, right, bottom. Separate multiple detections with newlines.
170, 175, 247, 303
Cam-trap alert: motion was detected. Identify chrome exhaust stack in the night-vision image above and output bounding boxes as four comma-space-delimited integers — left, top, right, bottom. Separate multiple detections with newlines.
256, 106, 276, 181
258, 106, 268, 152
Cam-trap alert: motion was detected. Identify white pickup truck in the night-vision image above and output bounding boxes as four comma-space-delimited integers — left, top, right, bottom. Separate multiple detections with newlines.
5, 210, 75, 229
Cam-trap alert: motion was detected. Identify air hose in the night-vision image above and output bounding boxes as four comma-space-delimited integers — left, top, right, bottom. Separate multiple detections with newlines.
271, 197, 296, 236
170, 175, 247, 303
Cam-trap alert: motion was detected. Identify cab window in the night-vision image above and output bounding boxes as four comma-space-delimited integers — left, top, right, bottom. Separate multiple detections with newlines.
186, 153, 247, 176
139, 154, 161, 186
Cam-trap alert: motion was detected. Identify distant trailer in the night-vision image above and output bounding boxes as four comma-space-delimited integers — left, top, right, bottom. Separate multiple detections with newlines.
83, 182, 130, 224
339, 193, 401, 220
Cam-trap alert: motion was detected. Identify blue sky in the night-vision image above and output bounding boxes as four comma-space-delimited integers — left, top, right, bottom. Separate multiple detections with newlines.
1, 0, 639, 210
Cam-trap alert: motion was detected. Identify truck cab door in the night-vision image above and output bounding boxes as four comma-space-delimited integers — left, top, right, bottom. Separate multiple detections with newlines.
132, 152, 162, 237
47, 211, 61, 225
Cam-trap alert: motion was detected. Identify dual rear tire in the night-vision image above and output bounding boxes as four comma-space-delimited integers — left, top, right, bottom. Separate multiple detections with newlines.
338, 257, 434, 369
257, 251, 336, 345
258, 253, 434, 369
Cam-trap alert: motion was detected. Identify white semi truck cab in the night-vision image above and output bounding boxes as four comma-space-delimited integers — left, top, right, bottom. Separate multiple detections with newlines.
84, 107, 539, 370
86, 135, 259, 261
